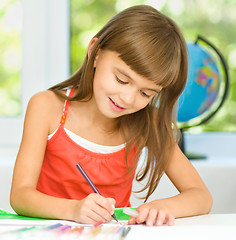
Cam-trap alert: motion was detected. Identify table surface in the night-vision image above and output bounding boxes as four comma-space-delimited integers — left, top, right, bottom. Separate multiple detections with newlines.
0, 214, 235, 240
126, 214, 236, 240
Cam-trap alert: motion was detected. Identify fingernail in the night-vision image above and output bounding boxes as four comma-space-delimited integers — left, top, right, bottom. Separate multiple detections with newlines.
157, 221, 161, 226
169, 220, 174, 226
147, 221, 152, 226
111, 204, 115, 209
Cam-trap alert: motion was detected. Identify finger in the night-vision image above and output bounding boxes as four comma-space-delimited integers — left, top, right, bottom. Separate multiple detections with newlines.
91, 203, 113, 222
128, 216, 137, 225
106, 198, 116, 214
146, 208, 158, 226
161, 212, 175, 226
78, 214, 99, 225
136, 207, 149, 224
166, 214, 175, 226
155, 210, 166, 226
85, 194, 113, 222
92, 194, 115, 215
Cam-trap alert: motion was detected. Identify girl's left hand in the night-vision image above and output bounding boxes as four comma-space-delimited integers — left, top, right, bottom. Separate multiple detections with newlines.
128, 204, 175, 226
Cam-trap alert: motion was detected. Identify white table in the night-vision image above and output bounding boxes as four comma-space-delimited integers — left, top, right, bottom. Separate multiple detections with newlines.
0, 214, 235, 240
126, 214, 236, 240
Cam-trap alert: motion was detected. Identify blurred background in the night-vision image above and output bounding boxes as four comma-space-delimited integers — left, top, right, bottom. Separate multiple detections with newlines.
0, 0, 236, 214
1, 0, 236, 133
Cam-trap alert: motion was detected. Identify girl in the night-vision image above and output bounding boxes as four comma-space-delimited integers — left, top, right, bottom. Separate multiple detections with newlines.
10, 5, 212, 226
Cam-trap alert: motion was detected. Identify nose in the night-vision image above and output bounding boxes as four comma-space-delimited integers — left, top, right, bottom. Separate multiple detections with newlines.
119, 88, 136, 105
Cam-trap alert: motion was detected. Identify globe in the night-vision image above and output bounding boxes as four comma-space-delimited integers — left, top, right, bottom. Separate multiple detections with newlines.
178, 42, 219, 123
177, 35, 229, 159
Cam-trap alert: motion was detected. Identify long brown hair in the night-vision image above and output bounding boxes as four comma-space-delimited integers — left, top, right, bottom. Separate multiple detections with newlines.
50, 5, 188, 202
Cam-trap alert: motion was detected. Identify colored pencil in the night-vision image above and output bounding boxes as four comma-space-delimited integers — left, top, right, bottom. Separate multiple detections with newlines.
76, 163, 119, 223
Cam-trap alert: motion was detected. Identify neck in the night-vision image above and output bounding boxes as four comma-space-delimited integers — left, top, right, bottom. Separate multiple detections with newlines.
78, 100, 119, 134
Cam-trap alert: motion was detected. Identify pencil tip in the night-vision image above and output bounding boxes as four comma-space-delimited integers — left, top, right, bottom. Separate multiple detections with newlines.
112, 214, 119, 223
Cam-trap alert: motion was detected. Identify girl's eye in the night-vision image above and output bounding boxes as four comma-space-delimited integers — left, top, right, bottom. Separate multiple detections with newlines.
115, 76, 128, 84
140, 90, 151, 98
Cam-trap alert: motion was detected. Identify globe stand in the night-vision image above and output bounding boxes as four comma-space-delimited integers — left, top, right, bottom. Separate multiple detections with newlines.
179, 129, 207, 160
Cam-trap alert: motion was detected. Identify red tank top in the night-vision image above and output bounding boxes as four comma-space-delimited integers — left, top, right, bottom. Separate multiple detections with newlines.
36, 88, 137, 207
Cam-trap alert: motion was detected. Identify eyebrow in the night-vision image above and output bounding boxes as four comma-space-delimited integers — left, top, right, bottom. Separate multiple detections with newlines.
115, 68, 162, 93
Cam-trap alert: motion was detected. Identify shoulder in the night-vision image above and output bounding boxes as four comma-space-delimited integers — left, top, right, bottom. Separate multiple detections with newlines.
27, 90, 66, 115
28, 90, 63, 107
25, 90, 66, 133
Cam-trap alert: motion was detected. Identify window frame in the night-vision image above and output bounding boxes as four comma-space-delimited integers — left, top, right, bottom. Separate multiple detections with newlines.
0, 0, 70, 149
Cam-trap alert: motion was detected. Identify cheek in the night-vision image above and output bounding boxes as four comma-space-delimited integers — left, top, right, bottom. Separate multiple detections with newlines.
93, 69, 114, 92
134, 98, 151, 110
93, 73, 105, 93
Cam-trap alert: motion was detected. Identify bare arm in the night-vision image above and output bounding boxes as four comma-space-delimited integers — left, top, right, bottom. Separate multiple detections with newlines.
10, 92, 115, 224
10, 92, 75, 220
129, 144, 213, 226
159, 144, 212, 217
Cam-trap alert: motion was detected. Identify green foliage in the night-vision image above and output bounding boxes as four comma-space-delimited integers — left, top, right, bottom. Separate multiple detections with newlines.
70, 0, 118, 73
157, 0, 236, 132
70, 0, 145, 74
70, 0, 236, 132
0, 0, 21, 116
1, 0, 235, 132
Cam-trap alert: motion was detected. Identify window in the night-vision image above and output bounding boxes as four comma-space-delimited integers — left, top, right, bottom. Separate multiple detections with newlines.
0, 0, 70, 151
1, 0, 235, 158
0, 0, 22, 117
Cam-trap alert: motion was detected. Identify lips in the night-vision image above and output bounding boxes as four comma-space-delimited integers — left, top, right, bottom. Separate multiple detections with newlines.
110, 98, 123, 108
109, 97, 125, 112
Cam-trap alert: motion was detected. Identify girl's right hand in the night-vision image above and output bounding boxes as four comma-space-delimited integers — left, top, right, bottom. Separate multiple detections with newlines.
71, 193, 116, 224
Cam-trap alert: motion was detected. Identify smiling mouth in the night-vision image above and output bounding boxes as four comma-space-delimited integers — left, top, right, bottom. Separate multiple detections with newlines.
109, 97, 125, 110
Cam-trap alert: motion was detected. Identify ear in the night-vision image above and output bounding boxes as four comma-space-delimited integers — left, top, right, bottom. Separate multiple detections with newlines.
87, 37, 100, 67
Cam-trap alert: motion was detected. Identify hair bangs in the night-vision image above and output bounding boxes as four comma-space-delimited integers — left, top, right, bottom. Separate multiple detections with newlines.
109, 30, 182, 91
94, 5, 186, 93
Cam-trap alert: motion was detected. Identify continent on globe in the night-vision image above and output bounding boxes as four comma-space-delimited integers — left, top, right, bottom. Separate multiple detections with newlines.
196, 57, 219, 114
177, 42, 221, 123
176, 35, 229, 159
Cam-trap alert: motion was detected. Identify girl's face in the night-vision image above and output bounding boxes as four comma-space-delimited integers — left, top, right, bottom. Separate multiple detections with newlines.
92, 50, 162, 119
